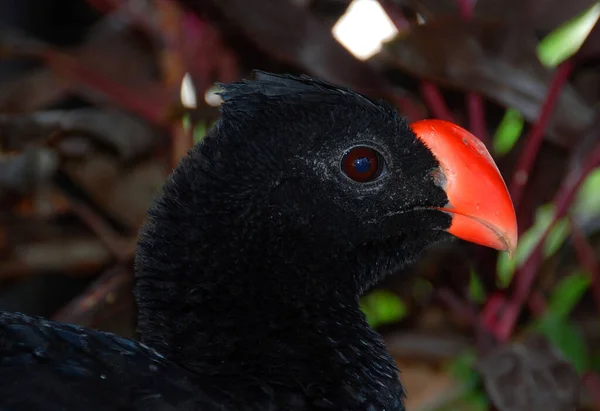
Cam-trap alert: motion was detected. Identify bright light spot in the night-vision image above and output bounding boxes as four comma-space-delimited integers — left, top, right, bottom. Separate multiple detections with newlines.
204, 86, 223, 107
180, 73, 197, 108
332, 0, 398, 60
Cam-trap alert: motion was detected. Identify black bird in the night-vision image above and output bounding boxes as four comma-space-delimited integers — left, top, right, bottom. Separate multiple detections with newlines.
0, 72, 517, 410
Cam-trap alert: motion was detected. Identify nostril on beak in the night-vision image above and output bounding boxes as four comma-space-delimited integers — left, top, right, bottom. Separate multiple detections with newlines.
431, 167, 447, 189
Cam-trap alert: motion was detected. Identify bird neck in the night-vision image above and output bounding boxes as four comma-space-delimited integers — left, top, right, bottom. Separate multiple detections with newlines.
133, 142, 405, 409
135, 228, 404, 410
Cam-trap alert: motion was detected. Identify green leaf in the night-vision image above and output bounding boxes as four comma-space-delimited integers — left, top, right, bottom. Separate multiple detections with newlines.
496, 3, 600, 165
543, 217, 571, 258
468, 268, 487, 304
493, 108, 524, 156
537, 2, 600, 68
533, 272, 591, 373
546, 272, 591, 318
535, 315, 590, 373
496, 204, 570, 288
360, 290, 407, 328
591, 352, 600, 372
461, 391, 490, 411
447, 350, 478, 382
412, 277, 434, 303
193, 122, 208, 144
182, 113, 192, 131
496, 252, 515, 288
572, 167, 600, 221
442, 352, 488, 411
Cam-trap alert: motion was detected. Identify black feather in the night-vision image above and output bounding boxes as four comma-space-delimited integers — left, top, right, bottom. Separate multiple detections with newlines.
0, 72, 453, 410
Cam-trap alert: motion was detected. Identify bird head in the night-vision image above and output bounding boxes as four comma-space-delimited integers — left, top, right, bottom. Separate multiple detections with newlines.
161, 72, 516, 294
133, 72, 517, 410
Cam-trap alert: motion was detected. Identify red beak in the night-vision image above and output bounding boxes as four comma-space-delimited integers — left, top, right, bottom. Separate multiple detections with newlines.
410, 119, 518, 255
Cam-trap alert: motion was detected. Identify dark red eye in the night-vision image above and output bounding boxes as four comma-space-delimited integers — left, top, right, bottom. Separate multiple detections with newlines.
341, 146, 385, 182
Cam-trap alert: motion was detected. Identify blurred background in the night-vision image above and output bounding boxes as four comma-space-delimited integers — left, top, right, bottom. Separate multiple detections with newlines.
1, 0, 600, 409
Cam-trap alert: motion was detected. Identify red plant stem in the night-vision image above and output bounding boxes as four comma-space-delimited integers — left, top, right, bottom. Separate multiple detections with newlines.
438, 288, 478, 325
373, 1, 430, 122
83, 0, 117, 13
67, 197, 133, 263
420, 81, 456, 122
85, 0, 160, 38
494, 140, 600, 340
42, 49, 170, 126
377, 1, 411, 32
454, 0, 475, 19
467, 92, 488, 143
439, 287, 498, 353
509, 61, 575, 209
569, 218, 600, 316
453, 0, 488, 143
391, 95, 424, 123
52, 264, 132, 326
171, 123, 194, 167
376, 1, 454, 122
528, 291, 547, 315
0, 33, 172, 124
582, 372, 600, 406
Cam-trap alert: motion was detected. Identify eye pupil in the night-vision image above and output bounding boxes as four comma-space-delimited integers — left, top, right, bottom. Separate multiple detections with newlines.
353, 157, 371, 173
341, 146, 385, 182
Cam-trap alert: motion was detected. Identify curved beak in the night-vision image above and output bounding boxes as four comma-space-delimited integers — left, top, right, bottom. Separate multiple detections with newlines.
410, 119, 518, 256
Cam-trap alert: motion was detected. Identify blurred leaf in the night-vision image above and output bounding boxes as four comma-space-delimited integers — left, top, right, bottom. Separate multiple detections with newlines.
493, 108, 524, 155
459, 391, 489, 411
360, 290, 407, 328
386, 17, 594, 148
543, 217, 571, 257
535, 316, 590, 373
443, 350, 489, 411
62, 154, 165, 230
1, 242, 112, 280
0, 148, 58, 197
475, 0, 599, 33
182, 114, 192, 133
476, 335, 580, 411
532, 272, 591, 373
496, 255, 515, 289
183, 115, 213, 144
578, 13, 600, 57
447, 349, 478, 382
572, 166, 600, 221
436, 389, 489, 411
496, 204, 570, 288
193, 124, 207, 143
592, 352, 600, 372
537, 2, 600, 67
0, 109, 161, 161
468, 268, 487, 304
497, 159, 600, 284
0, 24, 173, 125
0, 69, 71, 112
535, 0, 600, 32
412, 277, 434, 303
491, 4, 598, 157
207, 0, 391, 94
547, 272, 591, 318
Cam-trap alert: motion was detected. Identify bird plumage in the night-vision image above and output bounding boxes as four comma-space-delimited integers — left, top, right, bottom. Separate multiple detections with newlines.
0, 312, 224, 411
0, 72, 515, 410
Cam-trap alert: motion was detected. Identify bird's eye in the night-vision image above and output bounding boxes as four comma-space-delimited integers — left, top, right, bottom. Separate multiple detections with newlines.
341, 146, 386, 182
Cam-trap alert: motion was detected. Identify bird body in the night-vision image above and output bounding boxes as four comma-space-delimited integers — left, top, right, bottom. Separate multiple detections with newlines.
0, 72, 516, 410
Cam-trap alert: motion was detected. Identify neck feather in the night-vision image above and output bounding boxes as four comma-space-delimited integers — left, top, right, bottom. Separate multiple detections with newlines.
133, 141, 405, 409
